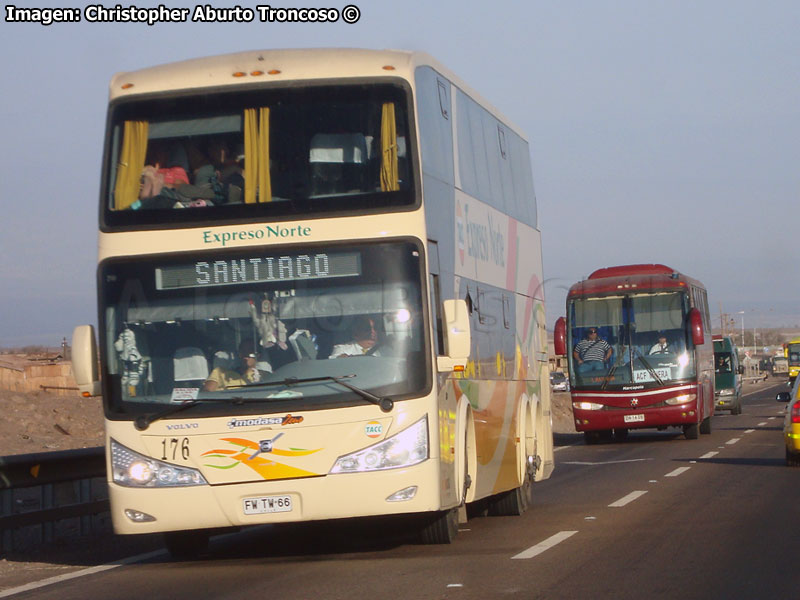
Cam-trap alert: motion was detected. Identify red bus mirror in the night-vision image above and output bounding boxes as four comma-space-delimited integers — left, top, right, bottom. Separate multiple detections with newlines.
554, 317, 567, 356
689, 308, 704, 346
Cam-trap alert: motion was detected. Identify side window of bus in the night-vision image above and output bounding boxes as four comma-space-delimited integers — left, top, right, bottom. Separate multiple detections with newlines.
414, 66, 454, 185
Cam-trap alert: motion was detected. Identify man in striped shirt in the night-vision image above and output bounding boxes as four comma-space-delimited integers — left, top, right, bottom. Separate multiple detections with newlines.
573, 328, 612, 373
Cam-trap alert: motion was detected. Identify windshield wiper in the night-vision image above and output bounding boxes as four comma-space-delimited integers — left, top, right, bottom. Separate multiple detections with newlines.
134, 396, 252, 431
239, 374, 394, 413
631, 348, 664, 386
134, 374, 393, 431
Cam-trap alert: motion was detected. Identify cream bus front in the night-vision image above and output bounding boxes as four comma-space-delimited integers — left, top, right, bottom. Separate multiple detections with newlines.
97, 239, 448, 534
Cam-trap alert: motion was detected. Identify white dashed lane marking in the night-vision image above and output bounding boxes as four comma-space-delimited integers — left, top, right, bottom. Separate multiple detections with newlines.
512, 531, 579, 560
608, 490, 648, 507
726, 438, 740, 445
699, 451, 719, 460
665, 467, 691, 477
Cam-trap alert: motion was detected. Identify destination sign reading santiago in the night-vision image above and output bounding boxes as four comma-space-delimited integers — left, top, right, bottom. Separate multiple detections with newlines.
155, 252, 361, 290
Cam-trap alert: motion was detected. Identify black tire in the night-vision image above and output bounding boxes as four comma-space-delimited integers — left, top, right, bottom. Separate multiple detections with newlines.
487, 479, 531, 517
683, 422, 699, 440
787, 448, 800, 468
732, 400, 742, 415
164, 530, 209, 559
584, 431, 600, 445
614, 428, 629, 441
700, 416, 712, 435
419, 508, 459, 544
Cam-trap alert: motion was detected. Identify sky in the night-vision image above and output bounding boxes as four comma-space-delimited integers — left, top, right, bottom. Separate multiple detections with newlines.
1, 0, 798, 347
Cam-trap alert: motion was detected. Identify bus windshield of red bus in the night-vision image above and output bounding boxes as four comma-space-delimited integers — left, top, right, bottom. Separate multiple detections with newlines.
103, 82, 414, 229
568, 292, 694, 390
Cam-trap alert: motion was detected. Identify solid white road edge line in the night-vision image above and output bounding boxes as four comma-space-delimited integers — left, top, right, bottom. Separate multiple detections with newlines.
512, 531, 579, 560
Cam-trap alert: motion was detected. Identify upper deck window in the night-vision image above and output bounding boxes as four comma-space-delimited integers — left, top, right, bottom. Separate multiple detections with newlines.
103, 81, 415, 229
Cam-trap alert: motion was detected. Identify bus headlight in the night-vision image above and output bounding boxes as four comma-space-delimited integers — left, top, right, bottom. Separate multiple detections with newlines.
665, 394, 696, 406
573, 402, 604, 411
330, 416, 429, 474
716, 389, 734, 396
111, 439, 207, 487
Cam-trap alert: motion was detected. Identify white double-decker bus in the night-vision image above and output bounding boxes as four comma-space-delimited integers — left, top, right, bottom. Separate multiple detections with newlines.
72, 49, 553, 556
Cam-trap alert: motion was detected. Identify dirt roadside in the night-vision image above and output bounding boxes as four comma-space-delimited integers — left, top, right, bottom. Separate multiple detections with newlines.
1, 391, 105, 456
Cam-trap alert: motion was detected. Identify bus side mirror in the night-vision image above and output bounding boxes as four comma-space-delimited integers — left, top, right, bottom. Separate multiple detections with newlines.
72, 325, 101, 397
688, 308, 704, 347
554, 317, 567, 356
437, 299, 471, 373
776, 392, 791, 403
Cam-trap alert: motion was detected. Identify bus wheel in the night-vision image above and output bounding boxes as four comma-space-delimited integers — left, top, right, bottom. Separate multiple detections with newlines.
164, 530, 209, 559
683, 422, 699, 440
786, 448, 800, 468
487, 479, 531, 517
614, 428, 629, 441
584, 431, 600, 445
732, 400, 742, 415
419, 508, 459, 544
700, 416, 712, 434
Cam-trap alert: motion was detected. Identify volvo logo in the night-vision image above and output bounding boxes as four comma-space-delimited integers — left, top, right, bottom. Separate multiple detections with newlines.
248, 432, 284, 461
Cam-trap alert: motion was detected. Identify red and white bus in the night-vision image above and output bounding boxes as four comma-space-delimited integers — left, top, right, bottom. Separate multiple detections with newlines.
554, 264, 714, 443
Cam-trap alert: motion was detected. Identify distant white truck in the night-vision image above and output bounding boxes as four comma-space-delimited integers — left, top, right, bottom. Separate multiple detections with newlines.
774, 356, 790, 376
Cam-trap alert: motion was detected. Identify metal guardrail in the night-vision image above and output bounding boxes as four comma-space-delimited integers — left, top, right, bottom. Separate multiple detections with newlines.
0, 447, 108, 553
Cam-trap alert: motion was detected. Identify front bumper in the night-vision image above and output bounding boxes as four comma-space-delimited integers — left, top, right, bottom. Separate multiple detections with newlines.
109, 458, 443, 535
572, 402, 698, 432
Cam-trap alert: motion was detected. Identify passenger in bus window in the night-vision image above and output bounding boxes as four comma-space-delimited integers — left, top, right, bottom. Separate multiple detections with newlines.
204, 339, 268, 391
648, 334, 671, 355
573, 328, 612, 373
328, 316, 380, 358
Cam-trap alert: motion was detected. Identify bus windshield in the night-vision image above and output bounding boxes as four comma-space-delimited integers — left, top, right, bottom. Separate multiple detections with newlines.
568, 291, 694, 390
100, 240, 428, 416
103, 82, 414, 228
788, 344, 800, 367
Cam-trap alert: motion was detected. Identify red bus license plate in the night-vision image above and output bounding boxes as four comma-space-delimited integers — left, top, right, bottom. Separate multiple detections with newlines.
623, 414, 645, 423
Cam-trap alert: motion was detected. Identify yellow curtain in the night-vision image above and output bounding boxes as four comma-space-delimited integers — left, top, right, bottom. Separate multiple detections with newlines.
380, 102, 399, 192
113, 121, 148, 210
244, 109, 258, 204
258, 107, 271, 202
243, 107, 272, 204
